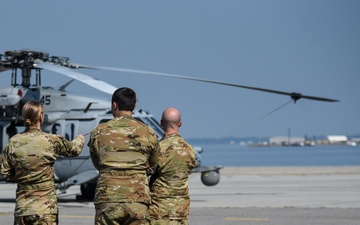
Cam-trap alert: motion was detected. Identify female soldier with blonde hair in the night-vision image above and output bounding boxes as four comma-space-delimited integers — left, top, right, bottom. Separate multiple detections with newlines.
0, 100, 85, 225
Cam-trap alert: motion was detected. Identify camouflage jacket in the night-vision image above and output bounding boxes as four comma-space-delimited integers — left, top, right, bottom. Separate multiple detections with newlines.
88, 115, 159, 205
149, 133, 196, 219
0, 128, 85, 216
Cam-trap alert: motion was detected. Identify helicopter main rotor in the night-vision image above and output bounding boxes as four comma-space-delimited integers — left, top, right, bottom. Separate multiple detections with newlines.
0, 50, 69, 88
0, 50, 117, 94
0, 49, 339, 102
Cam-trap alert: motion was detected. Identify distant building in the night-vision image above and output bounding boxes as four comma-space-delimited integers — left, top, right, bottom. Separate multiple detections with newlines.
327, 135, 348, 144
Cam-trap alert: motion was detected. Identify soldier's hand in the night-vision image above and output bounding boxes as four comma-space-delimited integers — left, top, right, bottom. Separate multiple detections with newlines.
77, 134, 85, 142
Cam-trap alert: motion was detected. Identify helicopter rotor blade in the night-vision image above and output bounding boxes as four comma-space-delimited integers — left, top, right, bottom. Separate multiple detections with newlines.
74, 64, 339, 103
33, 62, 117, 95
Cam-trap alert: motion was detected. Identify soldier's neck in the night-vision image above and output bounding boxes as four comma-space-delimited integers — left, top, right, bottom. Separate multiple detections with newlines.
164, 129, 179, 136
115, 110, 132, 117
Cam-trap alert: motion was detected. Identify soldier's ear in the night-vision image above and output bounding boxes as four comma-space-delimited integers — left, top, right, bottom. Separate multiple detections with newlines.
178, 120, 182, 128
112, 102, 117, 110
39, 111, 44, 125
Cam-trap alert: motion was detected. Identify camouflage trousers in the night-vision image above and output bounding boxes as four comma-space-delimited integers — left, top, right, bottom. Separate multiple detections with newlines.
95, 202, 149, 225
150, 219, 188, 225
14, 214, 58, 225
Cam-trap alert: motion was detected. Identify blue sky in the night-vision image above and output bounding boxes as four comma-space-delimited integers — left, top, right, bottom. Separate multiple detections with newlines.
1, 1, 359, 139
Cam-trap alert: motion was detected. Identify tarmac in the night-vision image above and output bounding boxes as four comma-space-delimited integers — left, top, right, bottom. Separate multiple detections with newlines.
1, 166, 360, 225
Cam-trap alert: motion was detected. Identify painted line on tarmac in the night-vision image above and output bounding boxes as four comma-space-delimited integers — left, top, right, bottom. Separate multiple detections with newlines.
225, 217, 270, 221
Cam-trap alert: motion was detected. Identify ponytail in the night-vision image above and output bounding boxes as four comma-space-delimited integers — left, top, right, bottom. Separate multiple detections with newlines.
22, 101, 44, 128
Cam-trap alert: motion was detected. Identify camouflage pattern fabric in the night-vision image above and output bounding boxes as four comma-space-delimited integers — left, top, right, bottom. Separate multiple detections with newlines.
15, 213, 58, 225
0, 128, 85, 217
88, 115, 159, 206
95, 202, 149, 225
149, 133, 196, 223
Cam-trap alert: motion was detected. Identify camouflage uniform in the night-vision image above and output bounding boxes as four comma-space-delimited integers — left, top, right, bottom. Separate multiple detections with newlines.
149, 133, 196, 225
88, 114, 159, 225
0, 127, 85, 225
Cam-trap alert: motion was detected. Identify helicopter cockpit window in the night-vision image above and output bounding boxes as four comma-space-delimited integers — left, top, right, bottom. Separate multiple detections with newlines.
65, 123, 75, 141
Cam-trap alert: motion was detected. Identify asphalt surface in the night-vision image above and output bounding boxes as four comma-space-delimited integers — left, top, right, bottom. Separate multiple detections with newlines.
1, 166, 359, 225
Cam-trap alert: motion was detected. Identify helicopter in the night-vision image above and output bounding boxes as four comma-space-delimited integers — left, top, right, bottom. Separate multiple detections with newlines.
0, 49, 338, 199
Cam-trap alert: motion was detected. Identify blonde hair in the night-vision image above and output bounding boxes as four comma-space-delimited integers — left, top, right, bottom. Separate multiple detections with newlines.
22, 100, 44, 127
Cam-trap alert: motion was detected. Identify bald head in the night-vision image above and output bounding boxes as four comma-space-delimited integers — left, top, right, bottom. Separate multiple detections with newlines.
161, 107, 182, 133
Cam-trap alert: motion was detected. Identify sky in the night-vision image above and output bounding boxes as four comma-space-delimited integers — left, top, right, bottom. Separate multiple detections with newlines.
1, 1, 359, 139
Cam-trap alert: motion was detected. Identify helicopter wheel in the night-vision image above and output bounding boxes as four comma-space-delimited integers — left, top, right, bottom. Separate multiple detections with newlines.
80, 183, 96, 200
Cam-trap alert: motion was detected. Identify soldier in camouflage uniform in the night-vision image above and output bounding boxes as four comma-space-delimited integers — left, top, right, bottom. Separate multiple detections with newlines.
0, 100, 85, 225
88, 87, 160, 225
149, 107, 196, 225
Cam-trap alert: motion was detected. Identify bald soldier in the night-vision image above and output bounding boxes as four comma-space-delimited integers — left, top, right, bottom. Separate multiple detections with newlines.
149, 107, 196, 225
88, 87, 159, 225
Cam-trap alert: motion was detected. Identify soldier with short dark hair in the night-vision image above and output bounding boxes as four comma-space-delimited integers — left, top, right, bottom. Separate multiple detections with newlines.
0, 100, 85, 225
149, 107, 196, 225
88, 87, 160, 225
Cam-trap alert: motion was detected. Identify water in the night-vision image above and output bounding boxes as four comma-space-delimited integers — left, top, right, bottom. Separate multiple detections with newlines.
200, 144, 360, 167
